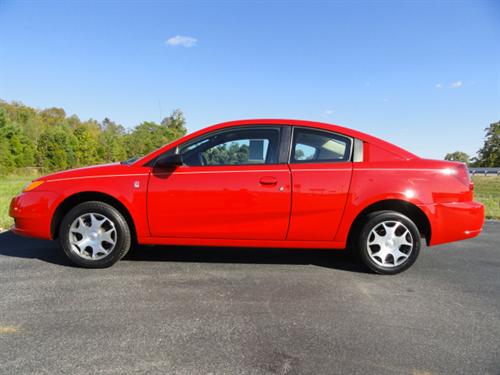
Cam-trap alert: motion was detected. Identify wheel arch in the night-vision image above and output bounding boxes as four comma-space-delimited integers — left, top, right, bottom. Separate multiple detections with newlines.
51, 191, 137, 242
347, 199, 432, 247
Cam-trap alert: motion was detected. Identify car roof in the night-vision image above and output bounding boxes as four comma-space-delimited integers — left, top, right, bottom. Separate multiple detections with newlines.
136, 118, 417, 165
205, 119, 417, 159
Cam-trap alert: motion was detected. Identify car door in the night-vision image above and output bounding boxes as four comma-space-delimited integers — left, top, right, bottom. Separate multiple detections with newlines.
287, 127, 353, 241
147, 126, 291, 240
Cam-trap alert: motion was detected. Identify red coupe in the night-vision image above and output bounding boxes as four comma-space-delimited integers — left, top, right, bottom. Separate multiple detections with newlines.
9, 119, 484, 274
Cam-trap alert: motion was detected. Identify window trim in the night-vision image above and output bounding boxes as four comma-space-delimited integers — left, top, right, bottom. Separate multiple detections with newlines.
288, 126, 354, 164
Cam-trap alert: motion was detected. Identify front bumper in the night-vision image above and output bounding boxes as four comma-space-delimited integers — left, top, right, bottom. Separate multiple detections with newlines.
9, 191, 59, 240
422, 201, 485, 246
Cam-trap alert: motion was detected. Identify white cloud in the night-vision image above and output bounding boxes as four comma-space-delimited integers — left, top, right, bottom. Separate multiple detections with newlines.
165, 35, 198, 47
435, 81, 467, 89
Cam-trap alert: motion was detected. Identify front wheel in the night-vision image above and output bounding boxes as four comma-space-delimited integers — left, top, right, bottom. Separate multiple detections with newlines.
59, 201, 131, 268
358, 211, 421, 275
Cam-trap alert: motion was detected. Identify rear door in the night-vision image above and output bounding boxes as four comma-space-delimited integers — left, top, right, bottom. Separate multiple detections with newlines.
287, 127, 353, 240
147, 126, 292, 240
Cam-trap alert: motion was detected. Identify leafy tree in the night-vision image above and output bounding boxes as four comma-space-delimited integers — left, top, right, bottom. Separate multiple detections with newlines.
444, 151, 470, 165
126, 109, 188, 158
73, 124, 99, 166
37, 126, 77, 171
161, 108, 187, 139
0, 108, 15, 173
125, 121, 165, 157
204, 142, 249, 165
0, 139, 14, 174
475, 121, 500, 167
17, 140, 36, 168
67, 114, 82, 130
0, 100, 188, 174
0, 108, 36, 170
40, 107, 66, 127
98, 118, 127, 162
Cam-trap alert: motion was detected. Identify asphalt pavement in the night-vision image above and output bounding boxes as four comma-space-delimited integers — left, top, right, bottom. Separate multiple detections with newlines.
0, 222, 499, 375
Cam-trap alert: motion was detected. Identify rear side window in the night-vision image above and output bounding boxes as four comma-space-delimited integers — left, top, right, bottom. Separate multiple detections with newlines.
291, 128, 352, 163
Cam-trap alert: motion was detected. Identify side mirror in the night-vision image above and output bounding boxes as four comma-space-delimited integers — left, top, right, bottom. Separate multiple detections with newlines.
154, 153, 184, 169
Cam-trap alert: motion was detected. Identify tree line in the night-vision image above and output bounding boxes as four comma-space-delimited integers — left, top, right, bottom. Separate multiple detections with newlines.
445, 121, 500, 167
1, 99, 498, 175
0, 100, 187, 175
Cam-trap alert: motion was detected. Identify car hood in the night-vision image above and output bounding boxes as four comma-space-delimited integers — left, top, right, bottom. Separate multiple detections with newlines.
36, 163, 130, 182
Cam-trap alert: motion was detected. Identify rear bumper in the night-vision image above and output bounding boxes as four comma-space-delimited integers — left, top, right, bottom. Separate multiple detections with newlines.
421, 201, 485, 246
9, 192, 59, 240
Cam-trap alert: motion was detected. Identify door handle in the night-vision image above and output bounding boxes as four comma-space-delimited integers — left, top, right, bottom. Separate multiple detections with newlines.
259, 176, 278, 185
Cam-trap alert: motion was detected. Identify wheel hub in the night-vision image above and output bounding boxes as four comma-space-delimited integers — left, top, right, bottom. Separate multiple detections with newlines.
68, 213, 117, 260
366, 220, 413, 268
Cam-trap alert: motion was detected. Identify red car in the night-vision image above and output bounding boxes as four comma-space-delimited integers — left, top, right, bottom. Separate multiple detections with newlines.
9, 119, 484, 274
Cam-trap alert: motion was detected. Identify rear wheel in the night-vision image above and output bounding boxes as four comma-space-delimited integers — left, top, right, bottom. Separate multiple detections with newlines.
358, 211, 421, 275
59, 201, 131, 268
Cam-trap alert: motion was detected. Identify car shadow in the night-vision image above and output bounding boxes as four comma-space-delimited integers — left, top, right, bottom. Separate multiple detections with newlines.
0, 230, 71, 266
0, 231, 368, 273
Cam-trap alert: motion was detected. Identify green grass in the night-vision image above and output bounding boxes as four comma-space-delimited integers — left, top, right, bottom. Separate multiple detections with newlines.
0, 176, 34, 230
0, 174, 498, 231
472, 176, 500, 219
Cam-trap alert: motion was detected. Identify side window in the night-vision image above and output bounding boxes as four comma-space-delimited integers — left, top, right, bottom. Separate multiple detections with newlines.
180, 128, 280, 166
291, 128, 352, 163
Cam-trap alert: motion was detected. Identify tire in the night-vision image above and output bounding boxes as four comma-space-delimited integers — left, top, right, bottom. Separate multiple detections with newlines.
59, 201, 131, 268
357, 211, 421, 275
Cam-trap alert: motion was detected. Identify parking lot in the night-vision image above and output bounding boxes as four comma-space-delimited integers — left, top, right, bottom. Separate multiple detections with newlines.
0, 222, 499, 375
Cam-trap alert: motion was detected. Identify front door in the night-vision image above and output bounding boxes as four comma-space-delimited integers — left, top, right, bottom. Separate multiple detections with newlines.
147, 126, 291, 240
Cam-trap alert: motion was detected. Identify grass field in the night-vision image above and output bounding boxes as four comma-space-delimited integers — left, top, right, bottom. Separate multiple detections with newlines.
0, 176, 33, 230
472, 176, 500, 219
0, 175, 499, 231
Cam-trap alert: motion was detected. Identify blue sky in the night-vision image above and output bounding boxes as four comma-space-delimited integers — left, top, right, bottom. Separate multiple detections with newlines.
0, 0, 499, 159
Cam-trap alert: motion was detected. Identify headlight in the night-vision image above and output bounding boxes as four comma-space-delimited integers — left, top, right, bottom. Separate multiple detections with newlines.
23, 180, 45, 192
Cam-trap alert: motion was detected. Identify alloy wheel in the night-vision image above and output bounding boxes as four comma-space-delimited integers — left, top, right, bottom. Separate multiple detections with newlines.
366, 220, 414, 268
69, 213, 117, 260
